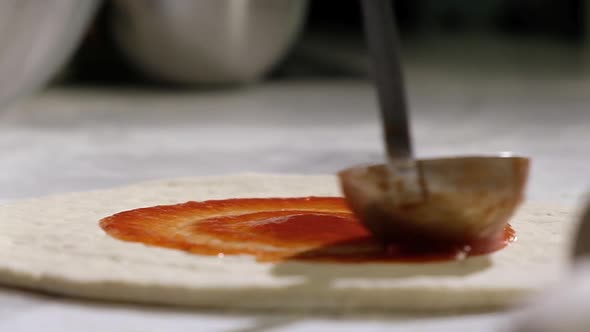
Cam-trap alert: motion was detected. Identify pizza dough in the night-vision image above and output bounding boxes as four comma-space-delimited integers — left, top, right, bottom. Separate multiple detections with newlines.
0, 174, 575, 312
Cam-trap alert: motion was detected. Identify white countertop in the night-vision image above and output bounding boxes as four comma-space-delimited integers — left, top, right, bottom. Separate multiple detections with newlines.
0, 77, 588, 331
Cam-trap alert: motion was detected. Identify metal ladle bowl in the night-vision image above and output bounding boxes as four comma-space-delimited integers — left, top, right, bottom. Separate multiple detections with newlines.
339, 156, 530, 244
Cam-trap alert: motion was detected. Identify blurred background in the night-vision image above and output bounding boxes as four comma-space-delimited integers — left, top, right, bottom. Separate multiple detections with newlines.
0, 0, 588, 204
2, 0, 589, 103
68, 0, 588, 84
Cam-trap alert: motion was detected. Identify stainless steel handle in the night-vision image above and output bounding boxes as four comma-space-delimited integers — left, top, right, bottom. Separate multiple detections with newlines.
360, 0, 413, 161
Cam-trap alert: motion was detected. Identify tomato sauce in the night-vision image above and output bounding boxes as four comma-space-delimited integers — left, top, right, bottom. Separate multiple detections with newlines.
100, 197, 515, 263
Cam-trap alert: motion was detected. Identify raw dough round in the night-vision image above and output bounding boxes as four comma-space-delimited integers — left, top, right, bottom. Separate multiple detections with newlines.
0, 174, 575, 312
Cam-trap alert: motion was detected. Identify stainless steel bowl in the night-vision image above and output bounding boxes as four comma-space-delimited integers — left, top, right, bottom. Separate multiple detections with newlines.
111, 0, 308, 84
0, 0, 99, 108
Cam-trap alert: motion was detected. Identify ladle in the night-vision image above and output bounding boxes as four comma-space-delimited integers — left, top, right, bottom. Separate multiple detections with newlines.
338, 0, 530, 244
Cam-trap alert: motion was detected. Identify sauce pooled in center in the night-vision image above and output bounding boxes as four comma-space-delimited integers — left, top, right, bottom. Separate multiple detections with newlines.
100, 197, 515, 263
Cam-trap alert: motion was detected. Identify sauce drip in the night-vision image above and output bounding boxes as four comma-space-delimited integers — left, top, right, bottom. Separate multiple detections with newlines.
100, 197, 515, 263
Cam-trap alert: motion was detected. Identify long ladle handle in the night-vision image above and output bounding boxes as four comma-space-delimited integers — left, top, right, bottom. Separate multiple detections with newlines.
360, 0, 413, 160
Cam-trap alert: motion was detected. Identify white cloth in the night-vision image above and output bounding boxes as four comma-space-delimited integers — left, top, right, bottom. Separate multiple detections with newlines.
510, 260, 590, 332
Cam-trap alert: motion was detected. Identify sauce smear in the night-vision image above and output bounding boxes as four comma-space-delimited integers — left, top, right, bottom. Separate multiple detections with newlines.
100, 197, 515, 263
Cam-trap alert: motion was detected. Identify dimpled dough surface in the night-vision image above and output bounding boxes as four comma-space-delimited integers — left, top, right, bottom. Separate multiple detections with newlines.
0, 174, 575, 312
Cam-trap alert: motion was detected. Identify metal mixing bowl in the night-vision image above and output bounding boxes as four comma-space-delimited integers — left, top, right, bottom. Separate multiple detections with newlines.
0, 0, 99, 108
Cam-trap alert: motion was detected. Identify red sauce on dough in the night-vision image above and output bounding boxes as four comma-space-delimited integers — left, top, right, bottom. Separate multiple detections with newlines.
100, 197, 515, 263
